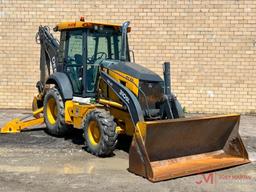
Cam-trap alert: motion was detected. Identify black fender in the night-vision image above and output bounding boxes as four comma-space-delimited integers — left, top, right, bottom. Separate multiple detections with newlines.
46, 72, 73, 100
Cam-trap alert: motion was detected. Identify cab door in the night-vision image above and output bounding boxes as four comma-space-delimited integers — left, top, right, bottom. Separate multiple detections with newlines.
64, 29, 85, 96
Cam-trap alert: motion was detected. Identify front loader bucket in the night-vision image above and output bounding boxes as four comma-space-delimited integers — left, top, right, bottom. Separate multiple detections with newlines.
129, 114, 250, 182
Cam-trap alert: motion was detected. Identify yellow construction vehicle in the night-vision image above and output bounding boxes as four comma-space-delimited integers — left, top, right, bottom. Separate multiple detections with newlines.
1, 18, 250, 182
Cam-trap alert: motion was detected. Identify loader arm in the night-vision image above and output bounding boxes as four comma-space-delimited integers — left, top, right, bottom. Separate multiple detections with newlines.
100, 70, 154, 177
100, 71, 144, 126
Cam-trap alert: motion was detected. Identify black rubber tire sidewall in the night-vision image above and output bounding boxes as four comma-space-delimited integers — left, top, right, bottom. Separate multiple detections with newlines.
43, 88, 69, 136
83, 109, 118, 157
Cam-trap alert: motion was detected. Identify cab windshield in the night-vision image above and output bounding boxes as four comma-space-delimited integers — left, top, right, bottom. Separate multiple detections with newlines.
85, 30, 129, 93
87, 31, 122, 63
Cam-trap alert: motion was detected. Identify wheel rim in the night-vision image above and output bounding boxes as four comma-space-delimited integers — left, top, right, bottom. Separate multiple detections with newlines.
88, 120, 101, 146
46, 97, 58, 125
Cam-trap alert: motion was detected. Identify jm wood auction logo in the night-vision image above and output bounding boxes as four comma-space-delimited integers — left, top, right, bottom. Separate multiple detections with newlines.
195, 173, 254, 185
195, 173, 215, 185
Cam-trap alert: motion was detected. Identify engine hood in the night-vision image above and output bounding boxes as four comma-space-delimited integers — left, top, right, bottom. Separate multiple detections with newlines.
101, 60, 163, 82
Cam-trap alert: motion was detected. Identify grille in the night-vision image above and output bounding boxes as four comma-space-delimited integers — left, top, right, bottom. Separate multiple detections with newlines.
138, 81, 164, 111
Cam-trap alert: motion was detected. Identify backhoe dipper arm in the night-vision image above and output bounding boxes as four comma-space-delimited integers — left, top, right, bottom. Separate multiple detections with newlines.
36, 26, 60, 90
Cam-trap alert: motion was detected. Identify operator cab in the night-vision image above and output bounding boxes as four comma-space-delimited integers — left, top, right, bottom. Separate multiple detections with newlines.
55, 20, 130, 97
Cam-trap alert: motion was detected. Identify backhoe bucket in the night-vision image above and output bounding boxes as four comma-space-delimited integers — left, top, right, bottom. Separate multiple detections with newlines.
129, 114, 250, 182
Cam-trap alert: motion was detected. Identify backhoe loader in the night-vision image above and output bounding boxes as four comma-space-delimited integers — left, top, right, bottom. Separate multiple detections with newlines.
1, 18, 249, 182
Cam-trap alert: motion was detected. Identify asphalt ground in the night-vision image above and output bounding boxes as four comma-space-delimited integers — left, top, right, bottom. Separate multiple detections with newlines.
0, 110, 255, 192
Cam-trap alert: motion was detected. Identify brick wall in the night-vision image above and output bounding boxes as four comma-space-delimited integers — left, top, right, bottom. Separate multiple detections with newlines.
0, 0, 256, 113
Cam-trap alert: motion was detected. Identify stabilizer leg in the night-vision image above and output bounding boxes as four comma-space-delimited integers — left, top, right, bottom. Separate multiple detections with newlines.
0, 107, 44, 133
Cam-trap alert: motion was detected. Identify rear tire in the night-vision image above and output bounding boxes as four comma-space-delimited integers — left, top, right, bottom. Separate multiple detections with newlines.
43, 87, 69, 136
83, 109, 118, 156
32, 96, 43, 119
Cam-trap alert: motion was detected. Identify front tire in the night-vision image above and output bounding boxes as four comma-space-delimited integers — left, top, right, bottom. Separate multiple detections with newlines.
43, 87, 69, 136
83, 109, 118, 156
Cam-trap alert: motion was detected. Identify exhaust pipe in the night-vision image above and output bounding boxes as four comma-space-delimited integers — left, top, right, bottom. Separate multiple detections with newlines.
120, 21, 130, 61
161, 61, 184, 118
163, 62, 171, 97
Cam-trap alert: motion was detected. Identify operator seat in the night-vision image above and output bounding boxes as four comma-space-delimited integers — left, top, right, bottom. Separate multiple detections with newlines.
74, 54, 83, 65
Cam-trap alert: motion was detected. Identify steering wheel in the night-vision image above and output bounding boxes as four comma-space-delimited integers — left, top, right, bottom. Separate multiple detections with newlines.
96, 52, 107, 60
87, 52, 107, 64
